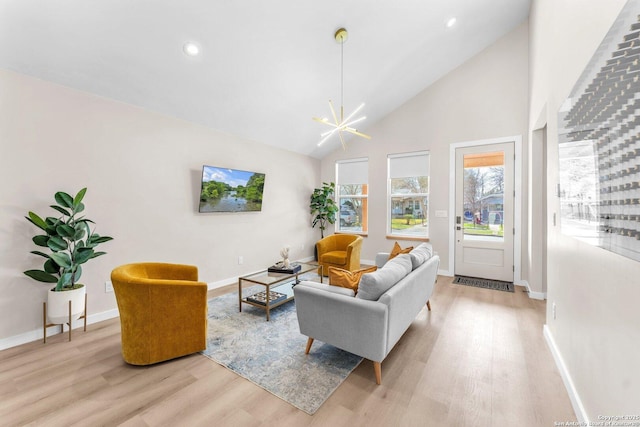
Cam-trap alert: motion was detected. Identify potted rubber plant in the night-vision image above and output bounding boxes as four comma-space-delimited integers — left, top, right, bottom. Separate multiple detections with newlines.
24, 188, 113, 324
310, 182, 339, 239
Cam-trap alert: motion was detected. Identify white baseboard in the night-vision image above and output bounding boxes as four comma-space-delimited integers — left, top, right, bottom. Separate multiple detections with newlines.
207, 276, 239, 290
207, 269, 282, 290
527, 289, 547, 300
0, 308, 120, 351
516, 279, 547, 300
438, 269, 453, 277
543, 325, 587, 423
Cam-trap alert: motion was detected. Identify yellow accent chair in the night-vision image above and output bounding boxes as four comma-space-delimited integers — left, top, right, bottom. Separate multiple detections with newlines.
111, 263, 208, 365
316, 234, 363, 276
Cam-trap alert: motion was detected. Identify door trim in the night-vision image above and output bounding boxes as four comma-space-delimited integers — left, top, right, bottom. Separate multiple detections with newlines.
448, 135, 522, 284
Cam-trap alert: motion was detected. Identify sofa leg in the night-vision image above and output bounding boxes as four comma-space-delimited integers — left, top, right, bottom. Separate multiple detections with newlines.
373, 361, 382, 385
426, 300, 431, 311
305, 337, 314, 354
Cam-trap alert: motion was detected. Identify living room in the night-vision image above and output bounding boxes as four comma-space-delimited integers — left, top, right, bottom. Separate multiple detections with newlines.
1, 0, 639, 425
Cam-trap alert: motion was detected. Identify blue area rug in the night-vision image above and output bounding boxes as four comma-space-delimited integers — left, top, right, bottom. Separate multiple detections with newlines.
201, 282, 363, 415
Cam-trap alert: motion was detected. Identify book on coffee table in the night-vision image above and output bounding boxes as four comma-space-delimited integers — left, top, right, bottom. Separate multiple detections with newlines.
267, 262, 302, 274
246, 290, 287, 306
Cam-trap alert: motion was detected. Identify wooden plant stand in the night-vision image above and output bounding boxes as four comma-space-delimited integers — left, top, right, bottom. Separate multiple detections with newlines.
43, 293, 87, 343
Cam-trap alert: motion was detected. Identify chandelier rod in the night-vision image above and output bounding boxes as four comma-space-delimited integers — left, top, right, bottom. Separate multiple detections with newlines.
340, 32, 344, 123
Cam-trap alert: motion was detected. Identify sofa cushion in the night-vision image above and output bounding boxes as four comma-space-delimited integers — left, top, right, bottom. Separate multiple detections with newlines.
328, 265, 378, 293
297, 280, 356, 297
388, 241, 413, 260
356, 254, 412, 301
321, 250, 347, 265
409, 243, 433, 270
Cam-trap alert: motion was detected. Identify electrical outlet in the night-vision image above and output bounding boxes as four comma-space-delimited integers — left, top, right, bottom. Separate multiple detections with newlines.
552, 302, 557, 320
105, 280, 114, 293
238, 256, 244, 265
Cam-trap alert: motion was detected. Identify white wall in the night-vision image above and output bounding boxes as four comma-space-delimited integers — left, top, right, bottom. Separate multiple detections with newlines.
0, 69, 320, 346
530, 0, 640, 418
320, 22, 529, 276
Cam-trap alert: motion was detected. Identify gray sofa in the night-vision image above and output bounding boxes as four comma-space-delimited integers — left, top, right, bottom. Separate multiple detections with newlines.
293, 243, 440, 384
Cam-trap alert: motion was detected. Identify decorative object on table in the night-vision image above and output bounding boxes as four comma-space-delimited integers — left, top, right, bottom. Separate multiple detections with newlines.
316, 233, 362, 276
268, 247, 301, 274
312, 27, 371, 150
202, 283, 362, 415
267, 262, 302, 274
110, 263, 208, 365
279, 246, 291, 269
23, 187, 113, 342
246, 290, 287, 306
310, 182, 338, 239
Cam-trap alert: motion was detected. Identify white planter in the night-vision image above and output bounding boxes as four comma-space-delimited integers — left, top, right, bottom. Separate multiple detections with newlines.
47, 285, 86, 325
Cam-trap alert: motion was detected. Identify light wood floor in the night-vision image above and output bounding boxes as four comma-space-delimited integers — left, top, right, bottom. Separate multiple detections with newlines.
0, 276, 577, 426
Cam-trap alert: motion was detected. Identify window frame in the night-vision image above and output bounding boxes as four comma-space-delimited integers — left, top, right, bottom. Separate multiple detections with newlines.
387, 151, 430, 240
335, 158, 369, 235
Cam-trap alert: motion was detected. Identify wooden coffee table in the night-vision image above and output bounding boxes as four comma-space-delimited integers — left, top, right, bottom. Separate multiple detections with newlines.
238, 262, 320, 321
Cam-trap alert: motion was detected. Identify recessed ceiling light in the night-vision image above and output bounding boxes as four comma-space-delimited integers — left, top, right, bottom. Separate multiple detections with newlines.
446, 17, 457, 28
183, 42, 200, 57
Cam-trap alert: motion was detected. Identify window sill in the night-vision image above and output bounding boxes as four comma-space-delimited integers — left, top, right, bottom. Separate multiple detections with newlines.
385, 235, 429, 242
336, 231, 368, 237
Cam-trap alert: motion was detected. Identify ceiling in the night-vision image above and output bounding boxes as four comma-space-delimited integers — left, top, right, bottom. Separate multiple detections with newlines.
0, 0, 530, 158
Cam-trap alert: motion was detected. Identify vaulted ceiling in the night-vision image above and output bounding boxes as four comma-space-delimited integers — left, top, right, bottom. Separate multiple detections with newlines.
0, 0, 530, 158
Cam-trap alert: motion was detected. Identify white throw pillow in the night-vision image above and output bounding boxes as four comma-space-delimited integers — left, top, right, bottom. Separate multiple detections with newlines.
409, 243, 433, 270
356, 254, 412, 301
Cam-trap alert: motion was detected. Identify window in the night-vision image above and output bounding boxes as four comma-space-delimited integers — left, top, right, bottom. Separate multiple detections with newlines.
388, 151, 429, 238
336, 158, 368, 234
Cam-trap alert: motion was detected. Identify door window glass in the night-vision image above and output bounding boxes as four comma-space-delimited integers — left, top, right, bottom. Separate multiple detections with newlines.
463, 151, 505, 242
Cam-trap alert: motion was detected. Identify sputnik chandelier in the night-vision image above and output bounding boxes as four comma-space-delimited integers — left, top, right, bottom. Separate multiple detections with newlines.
313, 28, 371, 150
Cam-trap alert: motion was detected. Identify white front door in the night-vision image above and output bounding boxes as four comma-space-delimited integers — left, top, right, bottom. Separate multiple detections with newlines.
455, 142, 514, 282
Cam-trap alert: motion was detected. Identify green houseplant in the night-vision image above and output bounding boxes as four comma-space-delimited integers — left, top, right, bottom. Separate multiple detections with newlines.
24, 188, 113, 324
310, 182, 339, 239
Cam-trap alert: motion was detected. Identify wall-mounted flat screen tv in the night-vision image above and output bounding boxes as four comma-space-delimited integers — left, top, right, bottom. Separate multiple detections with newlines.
199, 165, 265, 213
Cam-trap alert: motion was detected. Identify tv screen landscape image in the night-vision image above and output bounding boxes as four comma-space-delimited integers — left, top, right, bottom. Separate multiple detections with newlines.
199, 165, 265, 213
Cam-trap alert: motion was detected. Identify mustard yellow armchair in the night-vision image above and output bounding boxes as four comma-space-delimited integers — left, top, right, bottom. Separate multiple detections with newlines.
111, 263, 208, 365
316, 234, 363, 276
